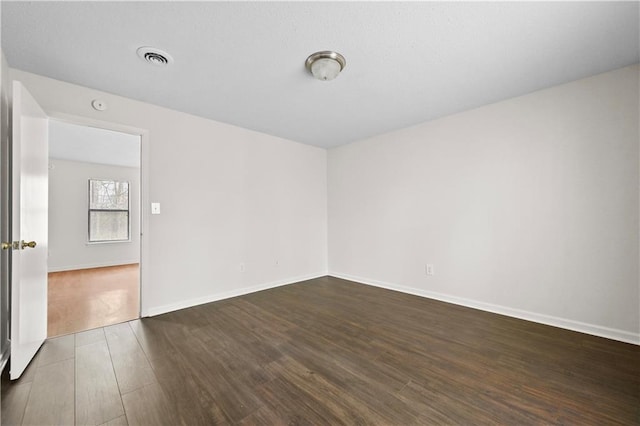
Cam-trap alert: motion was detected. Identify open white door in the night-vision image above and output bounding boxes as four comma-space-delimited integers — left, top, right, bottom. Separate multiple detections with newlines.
9, 81, 48, 379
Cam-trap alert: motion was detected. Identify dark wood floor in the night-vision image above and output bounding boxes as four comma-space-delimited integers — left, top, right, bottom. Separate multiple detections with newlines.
2, 276, 639, 425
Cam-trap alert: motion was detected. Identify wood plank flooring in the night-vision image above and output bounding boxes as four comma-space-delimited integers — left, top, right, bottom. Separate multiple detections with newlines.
48, 264, 140, 337
3, 276, 639, 425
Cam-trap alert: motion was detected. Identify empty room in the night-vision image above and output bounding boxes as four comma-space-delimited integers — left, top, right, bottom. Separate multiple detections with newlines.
0, 2, 638, 425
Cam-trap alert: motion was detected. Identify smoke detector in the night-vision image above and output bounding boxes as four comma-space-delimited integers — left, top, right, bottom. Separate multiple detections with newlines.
136, 46, 173, 66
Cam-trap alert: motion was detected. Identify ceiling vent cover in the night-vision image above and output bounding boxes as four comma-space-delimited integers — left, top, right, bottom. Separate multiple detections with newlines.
136, 47, 173, 66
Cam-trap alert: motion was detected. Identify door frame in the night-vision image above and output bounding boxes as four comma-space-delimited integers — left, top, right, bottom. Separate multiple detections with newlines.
46, 112, 150, 318
0, 77, 12, 373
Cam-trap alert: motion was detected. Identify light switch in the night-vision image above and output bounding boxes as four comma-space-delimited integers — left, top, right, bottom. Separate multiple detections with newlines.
151, 202, 161, 215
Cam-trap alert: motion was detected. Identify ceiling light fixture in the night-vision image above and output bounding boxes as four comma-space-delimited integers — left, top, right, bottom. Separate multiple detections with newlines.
136, 46, 173, 66
305, 51, 346, 81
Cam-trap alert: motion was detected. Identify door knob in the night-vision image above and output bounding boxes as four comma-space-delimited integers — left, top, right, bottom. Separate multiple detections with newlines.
21, 240, 37, 249
1, 242, 11, 250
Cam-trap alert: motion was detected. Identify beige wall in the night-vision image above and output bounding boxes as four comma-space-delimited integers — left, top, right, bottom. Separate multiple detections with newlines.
328, 65, 639, 343
48, 159, 140, 272
11, 68, 328, 316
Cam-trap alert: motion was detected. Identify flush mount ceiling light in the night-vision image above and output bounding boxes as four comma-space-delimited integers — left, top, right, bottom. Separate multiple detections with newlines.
305, 51, 346, 81
136, 46, 173, 66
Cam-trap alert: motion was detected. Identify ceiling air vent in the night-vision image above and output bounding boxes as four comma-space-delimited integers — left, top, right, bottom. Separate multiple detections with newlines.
136, 47, 173, 66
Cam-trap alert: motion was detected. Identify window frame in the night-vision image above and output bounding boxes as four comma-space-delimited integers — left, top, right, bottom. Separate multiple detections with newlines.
87, 179, 131, 243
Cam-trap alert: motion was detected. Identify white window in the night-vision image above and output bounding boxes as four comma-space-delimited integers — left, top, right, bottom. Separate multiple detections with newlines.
88, 179, 130, 242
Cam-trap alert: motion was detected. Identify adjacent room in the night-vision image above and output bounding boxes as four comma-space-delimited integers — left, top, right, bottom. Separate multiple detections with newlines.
47, 120, 141, 337
0, 2, 638, 425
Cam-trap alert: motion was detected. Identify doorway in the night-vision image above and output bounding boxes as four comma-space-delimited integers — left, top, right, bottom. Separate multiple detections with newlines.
47, 120, 141, 337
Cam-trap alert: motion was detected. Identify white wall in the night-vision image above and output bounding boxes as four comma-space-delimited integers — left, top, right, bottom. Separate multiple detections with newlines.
329, 65, 639, 344
10, 69, 327, 316
12, 64, 638, 343
48, 158, 140, 272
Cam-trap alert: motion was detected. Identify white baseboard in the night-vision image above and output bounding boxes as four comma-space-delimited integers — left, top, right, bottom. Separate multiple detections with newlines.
330, 272, 640, 346
48, 260, 139, 273
144, 272, 327, 317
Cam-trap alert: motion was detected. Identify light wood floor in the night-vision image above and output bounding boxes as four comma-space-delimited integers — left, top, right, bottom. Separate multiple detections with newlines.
2, 276, 638, 425
48, 264, 140, 337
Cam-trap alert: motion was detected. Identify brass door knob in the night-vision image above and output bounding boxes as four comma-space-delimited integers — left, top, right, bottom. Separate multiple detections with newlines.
1, 242, 11, 250
21, 240, 37, 249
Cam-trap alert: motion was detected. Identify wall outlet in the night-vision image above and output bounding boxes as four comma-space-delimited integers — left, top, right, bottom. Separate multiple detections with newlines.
239, 263, 245, 272
426, 264, 434, 276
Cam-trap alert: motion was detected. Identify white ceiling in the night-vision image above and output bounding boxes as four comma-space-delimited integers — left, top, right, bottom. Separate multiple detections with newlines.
49, 120, 140, 168
2, 2, 639, 149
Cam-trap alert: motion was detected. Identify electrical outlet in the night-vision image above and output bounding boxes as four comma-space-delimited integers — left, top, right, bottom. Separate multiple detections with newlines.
239, 263, 245, 272
426, 264, 434, 276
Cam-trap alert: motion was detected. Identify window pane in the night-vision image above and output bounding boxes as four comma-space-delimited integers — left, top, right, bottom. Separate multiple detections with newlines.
89, 211, 129, 241
90, 180, 129, 210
